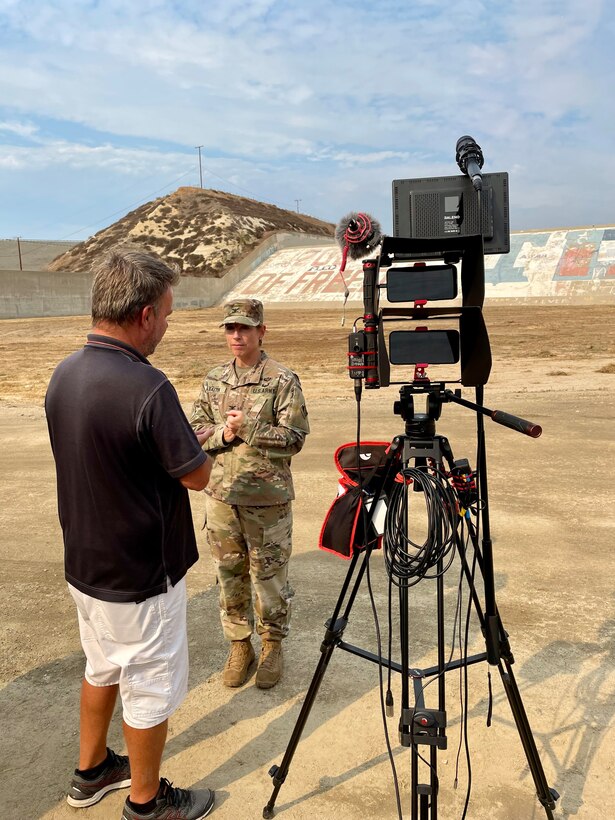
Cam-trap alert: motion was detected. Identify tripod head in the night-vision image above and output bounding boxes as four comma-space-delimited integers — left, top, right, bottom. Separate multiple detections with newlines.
391, 379, 542, 439
393, 383, 448, 439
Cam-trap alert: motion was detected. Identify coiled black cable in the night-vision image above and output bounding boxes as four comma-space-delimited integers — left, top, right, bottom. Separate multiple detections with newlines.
384, 465, 458, 587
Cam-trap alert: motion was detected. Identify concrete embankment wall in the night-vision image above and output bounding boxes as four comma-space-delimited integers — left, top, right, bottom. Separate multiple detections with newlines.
3, 226, 615, 319
0, 233, 331, 319
0, 239, 77, 271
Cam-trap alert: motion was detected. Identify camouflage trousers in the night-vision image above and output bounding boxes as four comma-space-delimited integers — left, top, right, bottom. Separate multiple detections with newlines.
205, 496, 294, 642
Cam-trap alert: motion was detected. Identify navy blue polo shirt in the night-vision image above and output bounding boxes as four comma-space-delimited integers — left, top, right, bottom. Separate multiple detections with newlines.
45, 334, 206, 603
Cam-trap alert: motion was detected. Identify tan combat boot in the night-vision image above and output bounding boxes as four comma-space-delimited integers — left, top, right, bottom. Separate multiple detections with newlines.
256, 640, 283, 689
222, 638, 255, 687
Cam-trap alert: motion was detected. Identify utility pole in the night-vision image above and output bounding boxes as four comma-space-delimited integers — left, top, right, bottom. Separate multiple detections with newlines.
295, 199, 301, 213
16, 236, 22, 271
195, 145, 204, 188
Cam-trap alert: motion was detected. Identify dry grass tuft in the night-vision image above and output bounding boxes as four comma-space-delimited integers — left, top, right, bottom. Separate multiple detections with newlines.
597, 362, 615, 374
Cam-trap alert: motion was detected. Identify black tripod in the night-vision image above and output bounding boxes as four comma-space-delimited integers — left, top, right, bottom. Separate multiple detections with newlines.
263, 384, 559, 819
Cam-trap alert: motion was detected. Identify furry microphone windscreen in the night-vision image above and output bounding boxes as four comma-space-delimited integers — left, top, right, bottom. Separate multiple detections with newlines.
335, 212, 383, 260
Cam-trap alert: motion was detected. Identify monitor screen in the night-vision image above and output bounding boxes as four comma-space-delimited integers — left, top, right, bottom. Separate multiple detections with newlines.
392, 172, 510, 255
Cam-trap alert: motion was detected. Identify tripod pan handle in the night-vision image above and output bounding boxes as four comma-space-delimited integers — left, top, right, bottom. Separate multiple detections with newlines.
491, 410, 542, 438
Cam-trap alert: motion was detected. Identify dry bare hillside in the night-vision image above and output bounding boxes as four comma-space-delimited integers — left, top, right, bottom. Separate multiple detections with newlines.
47, 187, 334, 277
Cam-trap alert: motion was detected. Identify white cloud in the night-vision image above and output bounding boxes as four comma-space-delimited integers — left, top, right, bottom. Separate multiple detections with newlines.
0, 140, 188, 174
0, 120, 39, 137
0, 0, 612, 237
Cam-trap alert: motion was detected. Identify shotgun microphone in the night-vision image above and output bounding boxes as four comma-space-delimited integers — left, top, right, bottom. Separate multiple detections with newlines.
455, 135, 484, 191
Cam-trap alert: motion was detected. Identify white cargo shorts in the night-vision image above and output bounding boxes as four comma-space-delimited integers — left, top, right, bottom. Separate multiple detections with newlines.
68, 578, 189, 729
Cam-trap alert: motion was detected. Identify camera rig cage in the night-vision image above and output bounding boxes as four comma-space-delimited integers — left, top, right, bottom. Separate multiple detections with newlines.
348, 233, 492, 389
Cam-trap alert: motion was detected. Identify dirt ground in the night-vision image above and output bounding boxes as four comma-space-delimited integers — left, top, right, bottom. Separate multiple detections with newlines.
1, 304, 614, 820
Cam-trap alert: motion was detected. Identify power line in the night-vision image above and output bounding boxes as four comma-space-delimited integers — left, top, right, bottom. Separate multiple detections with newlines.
27, 164, 193, 240
199, 162, 309, 214
56, 161, 305, 241
56, 167, 195, 240
199, 164, 263, 201
8, 157, 319, 244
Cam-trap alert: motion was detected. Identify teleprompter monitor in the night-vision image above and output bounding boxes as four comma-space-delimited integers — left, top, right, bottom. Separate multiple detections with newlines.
392, 172, 510, 255
386, 264, 458, 303
389, 329, 460, 365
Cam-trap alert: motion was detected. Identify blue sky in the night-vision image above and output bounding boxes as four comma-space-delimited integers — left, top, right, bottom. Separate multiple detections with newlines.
0, 0, 613, 240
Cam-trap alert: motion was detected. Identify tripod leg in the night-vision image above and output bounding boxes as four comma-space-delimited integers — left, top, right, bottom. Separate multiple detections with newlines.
263, 549, 368, 818
497, 658, 560, 819
262, 619, 345, 818
457, 526, 559, 817
411, 745, 419, 819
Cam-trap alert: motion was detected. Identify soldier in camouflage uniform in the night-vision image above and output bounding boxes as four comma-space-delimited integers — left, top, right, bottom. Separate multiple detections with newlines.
190, 298, 309, 689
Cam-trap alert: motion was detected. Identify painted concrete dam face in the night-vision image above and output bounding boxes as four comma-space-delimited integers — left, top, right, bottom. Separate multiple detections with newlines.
226, 227, 615, 304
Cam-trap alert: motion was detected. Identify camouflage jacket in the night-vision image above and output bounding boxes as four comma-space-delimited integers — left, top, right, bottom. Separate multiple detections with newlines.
190, 351, 309, 505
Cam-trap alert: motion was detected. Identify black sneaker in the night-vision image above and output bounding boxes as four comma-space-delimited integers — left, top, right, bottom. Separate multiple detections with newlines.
122, 778, 215, 819
67, 747, 131, 807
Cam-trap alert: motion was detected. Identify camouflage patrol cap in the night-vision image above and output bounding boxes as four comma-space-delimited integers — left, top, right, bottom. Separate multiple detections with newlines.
220, 298, 264, 327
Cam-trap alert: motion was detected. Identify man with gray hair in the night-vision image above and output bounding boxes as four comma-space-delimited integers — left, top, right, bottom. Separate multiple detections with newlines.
46, 249, 216, 820
191, 298, 309, 690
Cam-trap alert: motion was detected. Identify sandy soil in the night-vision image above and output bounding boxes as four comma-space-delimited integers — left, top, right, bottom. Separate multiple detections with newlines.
1, 304, 614, 819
